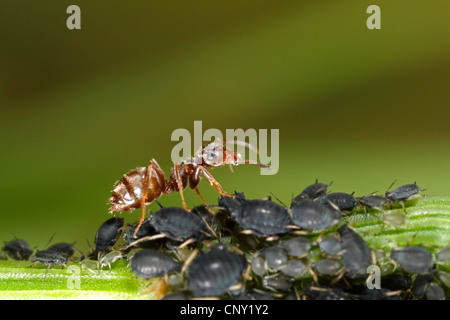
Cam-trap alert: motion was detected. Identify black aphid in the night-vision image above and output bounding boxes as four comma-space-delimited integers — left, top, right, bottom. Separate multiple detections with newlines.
259, 247, 288, 270
279, 237, 310, 257
313, 258, 341, 275
29, 249, 71, 275
94, 217, 124, 253
262, 274, 292, 292
318, 192, 357, 211
2, 238, 33, 261
187, 249, 247, 297
385, 181, 424, 202
411, 272, 435, 299
231, 199, 293, 237
279, 259, 306, 278
425, 283, 445, 300
251, 256, 266, 277
357, 194, 387, 211
381, 274, 412, 291
47, 242, 77, 258
130, 249, 181, 279
337, 224, 372, 279
291, 200, 341, 230
319, 236, 342, 255
290, 180, 330, 207
150, 207, 213, 242
390, 246, 433, 274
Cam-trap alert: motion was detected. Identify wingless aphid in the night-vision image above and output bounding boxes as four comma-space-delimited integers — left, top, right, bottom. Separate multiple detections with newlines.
2, 238, 33, 261
291, 200, 341, 230
230, 199, 294, 238
187, 249, 247, 297
319, 236, 342, 255
317, 192, 357, 212
110, 141, 270, 238
99, 251, 123, 271
356, 194, 387, 212
313, 259, 342, 276
130, 249, 181, 279
385, 181, 425, 211
279, 259, 306, 278
279, 237, 310, 258
29, 249, 72, 276
337, 224, 372, 279
290, 180, 331, 207
47, 242, 77, 259
259, 246, 288, 271
94, 217, 124, 254
262, 274, 292, 293
390, 246, 434, 274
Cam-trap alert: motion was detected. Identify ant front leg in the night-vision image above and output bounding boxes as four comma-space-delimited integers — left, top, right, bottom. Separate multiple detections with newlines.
198, 166, 234, 198
174, 163, 190, 212
191, 166, 217, 216
134, 159, 159, 238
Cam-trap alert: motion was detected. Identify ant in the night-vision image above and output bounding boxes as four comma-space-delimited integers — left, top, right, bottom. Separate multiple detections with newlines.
109, 140, 271, 238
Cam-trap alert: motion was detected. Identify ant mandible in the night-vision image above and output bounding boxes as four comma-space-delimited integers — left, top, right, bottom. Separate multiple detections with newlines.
109, 140, 271, 237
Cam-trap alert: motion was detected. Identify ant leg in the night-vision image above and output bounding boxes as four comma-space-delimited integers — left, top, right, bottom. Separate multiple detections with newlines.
133, 161, 154, 238
174, 163, 190, 211
199, 166, 234, 197
194, 186, 217, 216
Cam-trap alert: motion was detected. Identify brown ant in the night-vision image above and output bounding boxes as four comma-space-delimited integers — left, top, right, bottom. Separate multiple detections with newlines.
109, 140, 271, 238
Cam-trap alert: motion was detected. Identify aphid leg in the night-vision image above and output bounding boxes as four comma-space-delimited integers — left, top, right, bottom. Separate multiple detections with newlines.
125, 233, 167, 250
44, 264, 53, 276
370, 249, 378, 265
330, 269, 346, 285
199, 166, 234, 197
265, 235, 279, 242
309, 267, 319, 283
242, 264, 252, 281
62, 262, 73, 273
400, 201, 406, 214
177, 238, 195, 250
316, 230, 326, 243
174, 163, 190, 211
181, 249, 199, 273
196, 209, 219, 239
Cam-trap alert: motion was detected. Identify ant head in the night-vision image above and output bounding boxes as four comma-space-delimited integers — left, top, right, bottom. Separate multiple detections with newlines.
199, 142, 240, 167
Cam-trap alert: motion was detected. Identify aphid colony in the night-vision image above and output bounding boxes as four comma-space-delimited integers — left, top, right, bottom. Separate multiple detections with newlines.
2, 179, 448, 300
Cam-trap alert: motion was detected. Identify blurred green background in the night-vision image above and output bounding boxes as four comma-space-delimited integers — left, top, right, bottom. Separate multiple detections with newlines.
0, 1, 449, 252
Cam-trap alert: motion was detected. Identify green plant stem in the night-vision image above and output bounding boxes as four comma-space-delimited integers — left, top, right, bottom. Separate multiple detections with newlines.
0, 196, 449, 299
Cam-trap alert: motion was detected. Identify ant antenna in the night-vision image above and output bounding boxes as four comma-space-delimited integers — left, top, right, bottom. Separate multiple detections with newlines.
223, 139, 260, 155
237, 159, 273, 170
